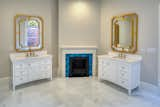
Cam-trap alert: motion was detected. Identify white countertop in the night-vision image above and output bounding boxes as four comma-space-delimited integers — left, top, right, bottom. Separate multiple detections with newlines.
10, 55, 52, 62
10, 51, 52, 62
98, 52, 142, 63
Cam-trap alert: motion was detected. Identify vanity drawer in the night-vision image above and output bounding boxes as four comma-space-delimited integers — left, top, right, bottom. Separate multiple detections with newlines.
102, 60, 112, 66
119, 64, 129, 71
102, 60, 115, 70
119, 70, 129, 80
15, 76, 28, 85
14, 70, 27, 76
15, 63, 26, 69
45, 71, 52, 78
99, 72, 106, 79
38, 65, 51, 71
44, 65, 52, 70
119, 78, 129, 88
40, 59, 52, 64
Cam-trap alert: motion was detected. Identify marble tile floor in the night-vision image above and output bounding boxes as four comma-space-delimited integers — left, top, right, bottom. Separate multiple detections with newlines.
0, 77, 160, 107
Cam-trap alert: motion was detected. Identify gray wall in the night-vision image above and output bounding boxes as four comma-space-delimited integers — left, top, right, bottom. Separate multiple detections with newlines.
59, 0, 100, 46
158, 3, 160, 86
101, 0, 159, 85
58, 0, 101, 76
0, 0, 58, 78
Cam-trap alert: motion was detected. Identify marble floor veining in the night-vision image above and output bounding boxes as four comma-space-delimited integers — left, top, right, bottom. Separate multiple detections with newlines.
0, 77, 160, 107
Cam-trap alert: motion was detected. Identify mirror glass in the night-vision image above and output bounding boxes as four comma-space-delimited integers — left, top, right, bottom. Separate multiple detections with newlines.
15, 15, 44, 52
112, 13, 138, 53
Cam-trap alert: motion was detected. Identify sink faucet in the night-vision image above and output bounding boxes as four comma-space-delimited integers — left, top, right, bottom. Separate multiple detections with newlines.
26, 47, 35, 57
118, 48, 126, 59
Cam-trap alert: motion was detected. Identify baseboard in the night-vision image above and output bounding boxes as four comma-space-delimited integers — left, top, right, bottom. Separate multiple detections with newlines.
52, 67, 59, 77
140, 81, 160, 92
0, 77, 9, 81
1, 77, 159, 90
0, 77, 10, 85
159, 80, 160, 87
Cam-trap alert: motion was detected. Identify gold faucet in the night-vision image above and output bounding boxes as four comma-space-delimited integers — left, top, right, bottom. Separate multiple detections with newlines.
26, 47, 35, 57
118, 48, 126, 59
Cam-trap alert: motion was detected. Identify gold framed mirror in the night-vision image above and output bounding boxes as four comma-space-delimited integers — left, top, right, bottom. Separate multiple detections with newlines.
14, 14, 44, 52
111, 13, 138, 53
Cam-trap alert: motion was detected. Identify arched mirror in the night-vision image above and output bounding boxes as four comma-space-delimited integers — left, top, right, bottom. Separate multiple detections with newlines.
15, 15, 44, 52
111, 13, 138, 53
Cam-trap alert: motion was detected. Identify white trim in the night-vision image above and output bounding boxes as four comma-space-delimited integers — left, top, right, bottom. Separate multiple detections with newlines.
158, 2, 160, 90
159, 80, 160, 87
0, 77, 10, 86
52, 67, 59, 77
61, 47, 97, 77
140, 81, 160, 92
0, 77, 9, 81
60, 45, 98, 50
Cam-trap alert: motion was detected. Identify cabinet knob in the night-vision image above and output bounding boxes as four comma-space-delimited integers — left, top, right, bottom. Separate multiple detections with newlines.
121, 73, 125, 76
121, 66, 125, 69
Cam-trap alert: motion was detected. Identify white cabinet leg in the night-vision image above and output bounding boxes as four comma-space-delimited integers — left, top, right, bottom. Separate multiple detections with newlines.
128, 89, 132, 95
49, 76, 52, 80
50, 77, 52, 80
12, 85, 15, 91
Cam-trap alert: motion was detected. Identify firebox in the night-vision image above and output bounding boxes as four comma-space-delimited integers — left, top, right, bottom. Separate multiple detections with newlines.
65, 54, 92, 77
70, 57, 89, 77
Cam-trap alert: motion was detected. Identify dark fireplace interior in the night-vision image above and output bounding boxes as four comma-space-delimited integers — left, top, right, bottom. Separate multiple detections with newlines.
69, 57, 89, 77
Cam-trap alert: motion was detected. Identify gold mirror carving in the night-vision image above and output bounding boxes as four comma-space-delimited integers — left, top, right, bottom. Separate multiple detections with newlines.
111, 13, 138, 53
14, 15, 44, 52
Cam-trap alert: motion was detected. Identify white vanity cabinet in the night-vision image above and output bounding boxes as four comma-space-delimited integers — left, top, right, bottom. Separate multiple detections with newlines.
98, 54, 142, 95
10, 53, 53, 90
99, 59, 117, 83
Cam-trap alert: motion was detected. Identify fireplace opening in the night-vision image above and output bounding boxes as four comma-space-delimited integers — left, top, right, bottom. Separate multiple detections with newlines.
69, 57, 89, 77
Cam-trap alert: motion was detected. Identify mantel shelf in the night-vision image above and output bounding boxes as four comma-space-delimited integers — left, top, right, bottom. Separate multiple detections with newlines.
60, 45, 98, 50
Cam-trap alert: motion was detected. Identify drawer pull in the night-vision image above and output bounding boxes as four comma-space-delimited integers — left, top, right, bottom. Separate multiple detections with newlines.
121, 81, 125, 83
121, 66, 125, 69
121, 73, 125, 76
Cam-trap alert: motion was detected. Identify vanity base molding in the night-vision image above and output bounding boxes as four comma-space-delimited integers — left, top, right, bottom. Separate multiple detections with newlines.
98, 54, 141, 95
10, 53, 53, 91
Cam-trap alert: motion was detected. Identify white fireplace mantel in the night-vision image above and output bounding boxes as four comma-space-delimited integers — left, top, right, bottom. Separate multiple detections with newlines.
60, 45, 97, 77
60, 45, 98, 50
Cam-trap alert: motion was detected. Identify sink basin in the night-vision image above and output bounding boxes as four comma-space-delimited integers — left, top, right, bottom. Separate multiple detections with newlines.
98, 52, 142, 63
16, 56, 38, 60
10, 50, 52, 62
10, 54, 52, 62
112, 56, 126, 59
11, 56, 38, 61
112, 55, 142, 63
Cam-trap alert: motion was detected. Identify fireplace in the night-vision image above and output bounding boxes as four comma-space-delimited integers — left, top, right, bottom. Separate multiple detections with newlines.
70, 57, 89, 77
66, 54, 92, 77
